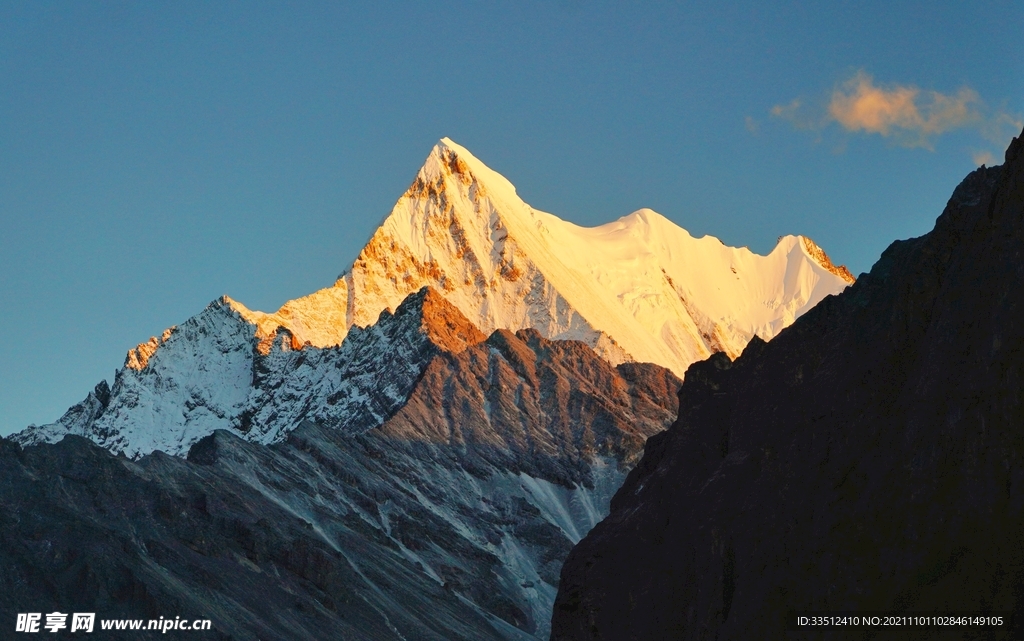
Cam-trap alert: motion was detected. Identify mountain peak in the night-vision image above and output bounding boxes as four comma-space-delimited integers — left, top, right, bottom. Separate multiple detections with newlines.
410, 137, 520, 201
207, 138, 853, 377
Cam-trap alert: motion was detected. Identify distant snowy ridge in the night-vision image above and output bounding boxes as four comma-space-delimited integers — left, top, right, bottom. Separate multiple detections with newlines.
16, 289, 484, 457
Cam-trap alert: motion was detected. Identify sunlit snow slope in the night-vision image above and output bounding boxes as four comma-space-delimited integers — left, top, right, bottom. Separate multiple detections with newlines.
234, 138, 853, 375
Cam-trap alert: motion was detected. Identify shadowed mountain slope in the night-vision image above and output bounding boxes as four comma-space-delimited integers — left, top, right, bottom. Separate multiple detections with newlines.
551, 132, 1024, 640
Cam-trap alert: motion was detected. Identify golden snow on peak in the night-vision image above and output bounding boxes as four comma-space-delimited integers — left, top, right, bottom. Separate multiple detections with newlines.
125, 327, 176, 370
801, 236, 855, 284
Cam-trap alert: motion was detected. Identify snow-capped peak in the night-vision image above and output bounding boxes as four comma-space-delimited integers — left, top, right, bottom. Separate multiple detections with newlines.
419, 137, 521, 199
160, 138, 853, 378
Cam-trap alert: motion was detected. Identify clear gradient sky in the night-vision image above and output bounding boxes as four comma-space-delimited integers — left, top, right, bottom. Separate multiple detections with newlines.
2, 1, 1022, 435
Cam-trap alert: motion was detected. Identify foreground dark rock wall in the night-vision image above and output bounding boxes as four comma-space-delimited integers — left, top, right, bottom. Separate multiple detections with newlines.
552, 132, 1024, 641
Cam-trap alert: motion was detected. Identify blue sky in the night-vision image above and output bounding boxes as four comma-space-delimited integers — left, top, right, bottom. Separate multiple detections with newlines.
2, 1, 1022, 435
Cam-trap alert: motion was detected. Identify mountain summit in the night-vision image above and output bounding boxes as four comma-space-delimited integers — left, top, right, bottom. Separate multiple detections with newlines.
225, 138, 853, 377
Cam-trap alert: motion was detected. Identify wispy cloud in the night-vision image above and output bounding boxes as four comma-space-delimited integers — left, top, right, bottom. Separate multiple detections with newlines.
773, 71, 1022, 153
827, 72, 978, 147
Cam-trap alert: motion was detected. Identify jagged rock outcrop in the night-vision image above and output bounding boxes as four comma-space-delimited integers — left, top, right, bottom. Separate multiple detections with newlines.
550, 132, 1024, 640
379, 327, 680, 487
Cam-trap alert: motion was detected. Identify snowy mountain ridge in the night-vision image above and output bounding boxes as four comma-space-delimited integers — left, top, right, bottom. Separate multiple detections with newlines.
14, 138, 852, 457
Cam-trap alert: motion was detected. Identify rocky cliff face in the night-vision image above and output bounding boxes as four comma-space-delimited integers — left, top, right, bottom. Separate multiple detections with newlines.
2, 300, 679, 641
550, 133, 1024, 640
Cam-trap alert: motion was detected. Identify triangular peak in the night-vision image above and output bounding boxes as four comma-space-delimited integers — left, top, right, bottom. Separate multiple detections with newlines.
391, 138, 527, 229
413, 137, 521, 198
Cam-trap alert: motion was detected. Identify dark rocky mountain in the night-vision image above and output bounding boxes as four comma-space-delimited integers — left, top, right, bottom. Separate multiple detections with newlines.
551, 131, 1024, 640
1, 289, 679, 640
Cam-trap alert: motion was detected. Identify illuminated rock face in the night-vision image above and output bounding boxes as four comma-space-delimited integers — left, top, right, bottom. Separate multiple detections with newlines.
551, 133, 1024, 640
